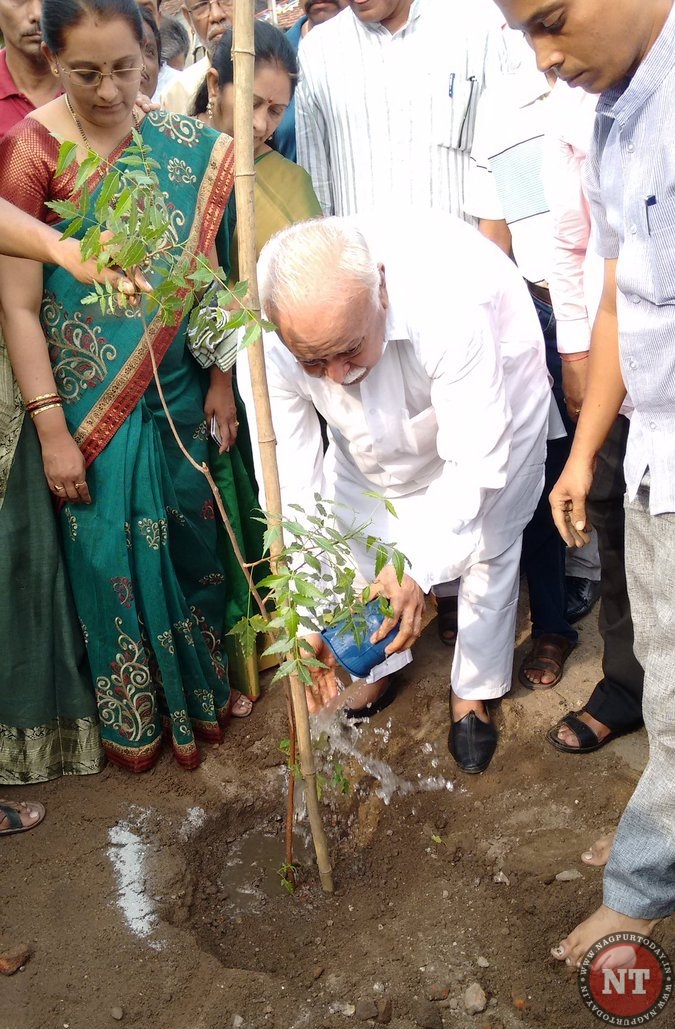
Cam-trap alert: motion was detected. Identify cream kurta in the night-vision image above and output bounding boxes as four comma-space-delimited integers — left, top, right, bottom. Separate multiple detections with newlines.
240, 211, 550, 596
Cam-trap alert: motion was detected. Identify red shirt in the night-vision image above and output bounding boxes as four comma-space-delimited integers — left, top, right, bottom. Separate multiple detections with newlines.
0, 49, 37, 140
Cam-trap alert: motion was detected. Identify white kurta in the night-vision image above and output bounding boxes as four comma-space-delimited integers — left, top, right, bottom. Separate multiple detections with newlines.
240, 211, 550, 598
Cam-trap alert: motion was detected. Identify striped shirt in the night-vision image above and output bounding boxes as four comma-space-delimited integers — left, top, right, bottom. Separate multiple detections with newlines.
295, 0, 504, 219
585, 0, 675, 514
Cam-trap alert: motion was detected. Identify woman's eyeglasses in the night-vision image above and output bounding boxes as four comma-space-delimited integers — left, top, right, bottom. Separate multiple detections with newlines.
56, 60, 144, 88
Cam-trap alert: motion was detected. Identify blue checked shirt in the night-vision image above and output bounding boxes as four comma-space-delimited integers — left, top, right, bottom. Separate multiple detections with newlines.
585, 2, 675, 514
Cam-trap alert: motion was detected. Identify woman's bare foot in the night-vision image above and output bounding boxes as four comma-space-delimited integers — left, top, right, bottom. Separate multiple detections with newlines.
230, 689, 254, 718
556, 710, 612, 748
551, 905, 659, 968
581, 832, 616, 867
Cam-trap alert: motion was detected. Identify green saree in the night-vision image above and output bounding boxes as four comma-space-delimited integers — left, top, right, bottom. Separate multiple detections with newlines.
0, 111, 236, 773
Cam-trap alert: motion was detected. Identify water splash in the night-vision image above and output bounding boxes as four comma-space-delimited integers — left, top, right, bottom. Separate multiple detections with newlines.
311, 710, 454, 805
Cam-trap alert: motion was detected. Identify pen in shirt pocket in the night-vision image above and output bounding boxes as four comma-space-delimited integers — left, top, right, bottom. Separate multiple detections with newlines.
645, 194, 657, 235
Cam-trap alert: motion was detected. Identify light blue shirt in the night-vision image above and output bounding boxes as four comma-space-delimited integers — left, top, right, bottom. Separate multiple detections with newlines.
585, 1, 675, 514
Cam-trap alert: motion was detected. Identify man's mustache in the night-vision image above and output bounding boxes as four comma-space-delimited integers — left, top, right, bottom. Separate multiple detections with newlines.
306, 0, 340, 9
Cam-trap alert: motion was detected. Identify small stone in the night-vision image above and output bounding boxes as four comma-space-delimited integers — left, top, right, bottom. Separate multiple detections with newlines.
375, 997, 392, 1024
0, 945, 32, 977
413, 1000, 443, 1029
426, 982, 450, 1001
477, 957, 490, 968
313, 965, 325, 980
328, 1002, 356, 1016
464, 982, 488, 1015
511, 988, 529, 1011
354, 999, 379, 1021
555, 869, 583, 882
110, 1008, 124, 1022
493, 871, 510, 885
232, 1017, 244, 1029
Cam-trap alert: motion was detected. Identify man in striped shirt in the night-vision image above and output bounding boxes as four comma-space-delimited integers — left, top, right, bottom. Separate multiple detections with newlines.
498, 0, 675, 970
295, 0, 504, 219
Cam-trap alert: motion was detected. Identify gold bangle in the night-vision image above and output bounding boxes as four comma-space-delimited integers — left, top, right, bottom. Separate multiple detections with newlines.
25, 391, 60, 406
30, 402, 63, 419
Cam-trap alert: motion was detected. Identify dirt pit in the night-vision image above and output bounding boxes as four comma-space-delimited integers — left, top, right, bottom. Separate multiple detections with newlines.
3, 597, 673, 1029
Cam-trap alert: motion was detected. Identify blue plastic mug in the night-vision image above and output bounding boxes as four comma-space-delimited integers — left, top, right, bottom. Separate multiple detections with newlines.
320, 599, 398, 677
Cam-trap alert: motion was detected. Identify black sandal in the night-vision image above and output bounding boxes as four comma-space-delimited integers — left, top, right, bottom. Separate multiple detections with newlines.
546, 710, 634, 754
435, 595, 458, 647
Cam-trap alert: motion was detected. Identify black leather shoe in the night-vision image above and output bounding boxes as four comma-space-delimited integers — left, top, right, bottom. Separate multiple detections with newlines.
565, 576, 601, 624
448, 710, 497, 774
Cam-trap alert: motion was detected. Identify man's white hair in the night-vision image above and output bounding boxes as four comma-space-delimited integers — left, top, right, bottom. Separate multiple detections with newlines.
257, 216, 380, 317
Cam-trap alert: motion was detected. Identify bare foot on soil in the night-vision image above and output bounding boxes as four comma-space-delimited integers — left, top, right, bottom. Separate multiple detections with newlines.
581, 832, 616, 867
551, 905, 659, 968
555, 711, 611, 748
230, 690, 253, 718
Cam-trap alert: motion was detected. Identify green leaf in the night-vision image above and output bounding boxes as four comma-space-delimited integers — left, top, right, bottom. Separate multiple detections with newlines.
240, 320, 261, 349
55, 139, 79, 177
60, 215, 84, 240
95, 170, 121, 213
261, 636, 293, 657
117, 237, 148, 270
392, 548, 407, 584
374, 544, 388, 577
47, 198, 79, 221
304, 553, 322, 575
80, 224, 103, 261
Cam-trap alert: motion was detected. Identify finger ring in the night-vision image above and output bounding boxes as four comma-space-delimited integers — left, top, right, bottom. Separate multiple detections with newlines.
53, 484, 65, 491
234, 420, 240, 427
74, 481, 86, 488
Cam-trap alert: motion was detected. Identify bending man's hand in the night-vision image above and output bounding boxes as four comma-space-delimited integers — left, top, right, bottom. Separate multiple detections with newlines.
549, 456, 594, 548
301, 633, 340, 714
368, 564, 425, 654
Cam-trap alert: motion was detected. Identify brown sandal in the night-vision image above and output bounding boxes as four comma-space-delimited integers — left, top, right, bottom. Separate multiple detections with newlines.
518, 633, 575, 690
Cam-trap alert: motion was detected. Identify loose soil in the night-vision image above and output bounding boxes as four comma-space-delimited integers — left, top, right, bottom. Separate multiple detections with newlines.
3, 594, 672, 1029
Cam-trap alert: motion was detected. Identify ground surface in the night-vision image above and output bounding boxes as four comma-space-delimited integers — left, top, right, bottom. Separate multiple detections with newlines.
3, 595, 673, 1029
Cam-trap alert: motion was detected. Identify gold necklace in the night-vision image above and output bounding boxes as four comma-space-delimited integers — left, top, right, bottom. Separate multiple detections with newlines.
65, 94, 96, 154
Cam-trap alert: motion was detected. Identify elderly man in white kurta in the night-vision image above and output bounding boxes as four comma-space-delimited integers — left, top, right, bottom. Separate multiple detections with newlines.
241, 210, 550, 773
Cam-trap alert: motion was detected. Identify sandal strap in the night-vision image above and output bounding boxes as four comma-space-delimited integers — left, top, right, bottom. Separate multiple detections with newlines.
527, 634, 572, 671
557, 711, 600, 749
0, 803, 23, 831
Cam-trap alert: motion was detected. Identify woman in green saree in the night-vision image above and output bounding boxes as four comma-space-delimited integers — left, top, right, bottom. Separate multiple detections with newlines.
0, 0, 237, 774
0, 200, 140, 786
190, 22, 322, 701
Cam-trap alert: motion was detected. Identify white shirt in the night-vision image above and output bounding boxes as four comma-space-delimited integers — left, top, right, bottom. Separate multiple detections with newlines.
160, 55, 209, 114
239, 211, 550, 593
543, 83, 600, 353
295, 0, 504, 219
465, 40, 552, 284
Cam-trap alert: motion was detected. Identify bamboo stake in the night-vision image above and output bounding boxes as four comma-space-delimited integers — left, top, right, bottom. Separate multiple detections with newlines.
268, 0, 279, 26
232, 0, 334, 893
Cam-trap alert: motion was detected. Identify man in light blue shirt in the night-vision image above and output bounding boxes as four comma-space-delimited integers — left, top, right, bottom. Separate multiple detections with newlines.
497, 0, 675, 973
